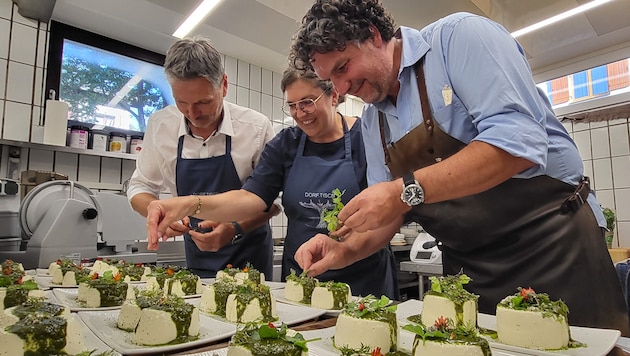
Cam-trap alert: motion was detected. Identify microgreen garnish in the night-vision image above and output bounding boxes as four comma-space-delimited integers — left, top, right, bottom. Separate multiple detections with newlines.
322, 188, 345, 233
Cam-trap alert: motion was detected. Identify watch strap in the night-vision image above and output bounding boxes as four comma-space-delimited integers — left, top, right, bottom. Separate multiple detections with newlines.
231, 221, 244, 244
403, 172, 416, 186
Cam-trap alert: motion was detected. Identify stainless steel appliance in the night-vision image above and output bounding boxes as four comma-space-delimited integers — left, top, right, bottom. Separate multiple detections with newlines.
0, 180, 156, 269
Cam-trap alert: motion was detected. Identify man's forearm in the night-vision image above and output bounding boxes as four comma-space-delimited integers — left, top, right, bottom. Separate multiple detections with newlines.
130, 192, 159, 217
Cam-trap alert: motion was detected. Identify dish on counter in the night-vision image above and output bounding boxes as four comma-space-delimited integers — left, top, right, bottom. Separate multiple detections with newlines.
199, 278, 286, 290
77, 308, 236, 355
52, 288, 127, 311
33, 275, 76, 289
395, 299, 620, 356
270, 289, 360, 316
186, 297, 326, 326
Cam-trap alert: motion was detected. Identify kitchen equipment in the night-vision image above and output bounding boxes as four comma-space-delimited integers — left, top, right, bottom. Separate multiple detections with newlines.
1, 180, 156, 269
409, 230, 442, 264
20, 170, 68, 200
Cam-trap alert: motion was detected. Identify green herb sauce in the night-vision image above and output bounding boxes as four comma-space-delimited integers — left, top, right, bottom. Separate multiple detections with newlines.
7, 314, 67, 355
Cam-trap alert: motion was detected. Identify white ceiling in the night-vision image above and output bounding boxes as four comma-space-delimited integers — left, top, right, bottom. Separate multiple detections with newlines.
50, 0, 630, 78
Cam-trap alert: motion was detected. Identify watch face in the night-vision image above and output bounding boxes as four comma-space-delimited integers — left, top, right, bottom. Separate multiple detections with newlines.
402, 185, 424, 206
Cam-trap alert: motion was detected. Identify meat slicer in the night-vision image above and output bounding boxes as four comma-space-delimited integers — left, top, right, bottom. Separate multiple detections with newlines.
1, 180, 156, 269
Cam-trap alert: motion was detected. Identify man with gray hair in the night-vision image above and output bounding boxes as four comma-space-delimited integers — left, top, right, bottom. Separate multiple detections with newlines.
128, 36, 277, 277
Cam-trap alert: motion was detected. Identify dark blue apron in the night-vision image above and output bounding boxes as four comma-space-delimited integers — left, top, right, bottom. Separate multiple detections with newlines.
176, 134, 273, 278
282, 118, 397, 299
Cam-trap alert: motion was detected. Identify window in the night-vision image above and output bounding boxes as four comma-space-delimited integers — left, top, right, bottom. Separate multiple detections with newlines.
538, 58, 630, 110
45, 21, 173, 134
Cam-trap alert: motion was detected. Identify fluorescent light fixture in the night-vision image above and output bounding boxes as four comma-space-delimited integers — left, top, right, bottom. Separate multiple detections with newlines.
511, 0, 614, 38
172, 0, 223, 38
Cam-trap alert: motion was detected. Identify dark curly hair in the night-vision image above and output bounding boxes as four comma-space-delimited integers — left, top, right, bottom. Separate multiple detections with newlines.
289, 0, 396, 71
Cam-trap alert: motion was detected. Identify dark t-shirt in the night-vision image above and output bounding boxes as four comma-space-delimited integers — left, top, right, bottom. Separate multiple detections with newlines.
242, 118, 367, 206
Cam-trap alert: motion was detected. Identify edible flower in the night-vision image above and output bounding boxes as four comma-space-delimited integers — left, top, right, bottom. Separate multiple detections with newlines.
358, 302, 365, 311
434, 316, 448, 330
371, 347, 384, 356
520, 287, 535, 300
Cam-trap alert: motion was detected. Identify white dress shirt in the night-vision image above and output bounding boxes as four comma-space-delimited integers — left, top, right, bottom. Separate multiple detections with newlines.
127, 101, 274, 200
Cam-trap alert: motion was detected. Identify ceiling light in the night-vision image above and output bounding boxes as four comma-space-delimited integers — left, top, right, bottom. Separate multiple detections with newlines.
172, 0, 223, 39
511, 0, 614, 38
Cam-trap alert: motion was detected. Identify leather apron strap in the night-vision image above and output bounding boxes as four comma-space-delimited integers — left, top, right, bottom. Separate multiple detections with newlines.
376, 60, 630, 334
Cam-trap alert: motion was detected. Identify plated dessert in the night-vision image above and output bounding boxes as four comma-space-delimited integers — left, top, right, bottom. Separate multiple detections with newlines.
403, 316, 491, 356
0, 259, 44, 310
227, 322, 318, 356
283, 270, 352, 311
116, 291, 199, 346
333, 295, 398, 354
496, 287, 578, 350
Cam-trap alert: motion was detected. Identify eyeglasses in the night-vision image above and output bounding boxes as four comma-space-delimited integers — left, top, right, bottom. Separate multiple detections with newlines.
282, 89, 330, 116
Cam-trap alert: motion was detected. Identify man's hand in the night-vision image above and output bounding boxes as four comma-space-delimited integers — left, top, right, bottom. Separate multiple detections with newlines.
294, 234, 353, 277
336, 180, 409, 234
189, 221, 235, 252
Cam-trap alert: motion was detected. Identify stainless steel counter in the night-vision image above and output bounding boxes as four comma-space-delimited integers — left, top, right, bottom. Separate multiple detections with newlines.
399, 261, 443, 299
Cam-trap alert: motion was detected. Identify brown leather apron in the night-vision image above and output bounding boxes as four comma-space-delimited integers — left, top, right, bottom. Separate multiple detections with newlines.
378, 60, 630, 335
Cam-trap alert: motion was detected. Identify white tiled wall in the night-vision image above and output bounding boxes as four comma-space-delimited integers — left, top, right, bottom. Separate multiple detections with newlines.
565, 117, 630, 247
0, 0, 365, 241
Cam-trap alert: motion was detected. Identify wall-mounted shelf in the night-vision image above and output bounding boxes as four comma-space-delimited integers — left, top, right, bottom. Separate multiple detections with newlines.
0, 139, 137, 160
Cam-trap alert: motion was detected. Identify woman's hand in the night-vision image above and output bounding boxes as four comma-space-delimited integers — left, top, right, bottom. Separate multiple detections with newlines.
146, 196, 197, 250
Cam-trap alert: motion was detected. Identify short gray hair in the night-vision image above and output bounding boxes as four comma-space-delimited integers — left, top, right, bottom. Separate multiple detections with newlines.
164, 36, 224, 87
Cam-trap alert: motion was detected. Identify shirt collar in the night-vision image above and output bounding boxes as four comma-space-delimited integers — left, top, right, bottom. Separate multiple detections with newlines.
177, 100, 235, 139
373, 26, 430, 111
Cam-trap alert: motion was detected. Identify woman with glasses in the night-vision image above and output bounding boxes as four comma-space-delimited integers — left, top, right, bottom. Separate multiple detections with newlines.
144, 68, 400, 299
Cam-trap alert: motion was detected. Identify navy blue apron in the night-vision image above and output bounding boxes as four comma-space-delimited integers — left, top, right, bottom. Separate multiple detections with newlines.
282, 118, 397, 299
176, 134, 273, 278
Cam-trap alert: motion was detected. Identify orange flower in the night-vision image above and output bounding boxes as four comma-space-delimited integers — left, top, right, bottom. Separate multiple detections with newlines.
243, 266, 249, 272
267, 322, 275, 329
16, 276, 22, 284
371, 347, 384, 356
113, 273, 122, 281
166, 268, 175, 276
91, 273, 99, 279
434, 316, 448, 329
520, 287, 535, 300
358, 302, 365, 311
226, 264, 233, 269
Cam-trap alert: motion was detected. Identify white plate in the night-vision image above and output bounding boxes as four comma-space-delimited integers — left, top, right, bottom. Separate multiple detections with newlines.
36, 268, 50, 276
77, 308, 237, 355
53, 288, 127, 311
200, 278, 286, 290
34, 275, 77, 289
396, 299, 620, 356
187, 297, 326, 325
188, 347, 332, 356
270, 289, 354, 316
73, 314, 123, 356
301, 326, 531, 355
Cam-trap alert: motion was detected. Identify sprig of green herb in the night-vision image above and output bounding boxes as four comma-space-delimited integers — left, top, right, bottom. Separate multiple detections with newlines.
322, 188, 345, 232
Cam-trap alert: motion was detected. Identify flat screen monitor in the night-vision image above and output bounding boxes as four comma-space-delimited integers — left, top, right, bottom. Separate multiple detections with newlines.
45, 21, 173, 134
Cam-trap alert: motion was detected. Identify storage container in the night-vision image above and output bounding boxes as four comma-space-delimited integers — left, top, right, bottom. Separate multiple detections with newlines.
91, 129, 108, 151
109, 132, 127, 152
69, 125, 89, 149
129, 134, 144, 154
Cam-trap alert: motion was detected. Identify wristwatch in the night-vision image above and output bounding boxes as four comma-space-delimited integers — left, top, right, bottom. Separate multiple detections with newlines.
400, 172, 425, 207
231, 221, 244, 245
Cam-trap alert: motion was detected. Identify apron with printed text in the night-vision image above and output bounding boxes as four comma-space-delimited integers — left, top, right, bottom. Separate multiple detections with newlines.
176, 135, 273, 278
282, 118, 397, 299
377, 60, 629, 334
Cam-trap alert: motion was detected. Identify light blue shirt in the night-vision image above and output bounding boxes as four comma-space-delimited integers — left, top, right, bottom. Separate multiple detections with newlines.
362, 13, 605, 227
